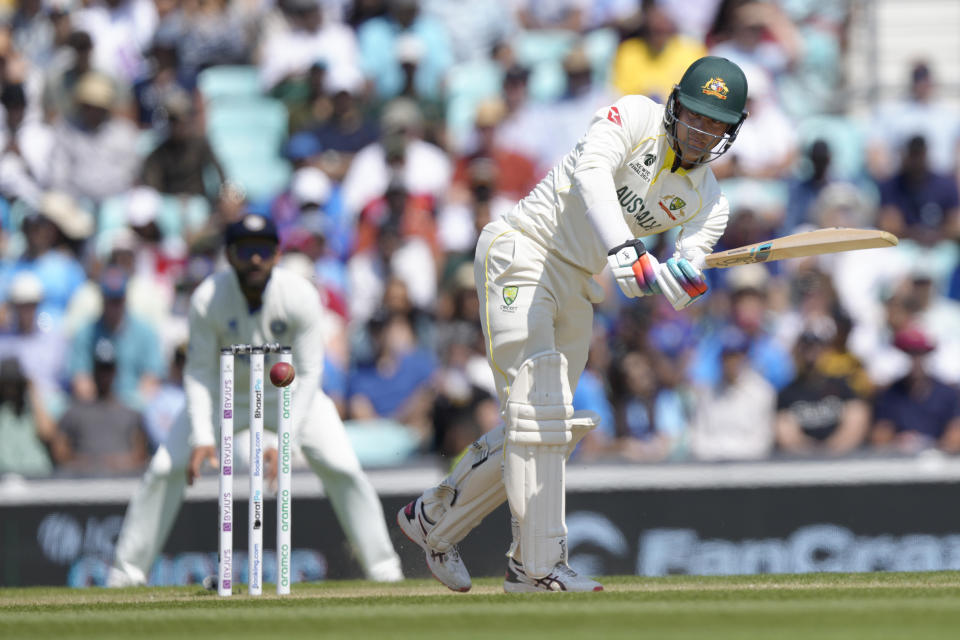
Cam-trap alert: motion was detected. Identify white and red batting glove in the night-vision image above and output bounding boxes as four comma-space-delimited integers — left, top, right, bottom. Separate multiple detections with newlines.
607, 239, 661, 298
655, 256, 709, 310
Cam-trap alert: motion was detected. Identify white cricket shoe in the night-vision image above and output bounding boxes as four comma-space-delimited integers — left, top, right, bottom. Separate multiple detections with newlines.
503, 557, 604, 593
397, 498, 472, 592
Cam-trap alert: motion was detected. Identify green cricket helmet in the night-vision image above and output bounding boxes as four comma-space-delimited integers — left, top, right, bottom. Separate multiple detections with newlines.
664, 56, 749, 165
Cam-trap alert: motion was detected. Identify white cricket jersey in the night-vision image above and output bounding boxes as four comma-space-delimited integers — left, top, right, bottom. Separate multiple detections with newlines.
183, 267, 325, 447
503, 94, 729, 274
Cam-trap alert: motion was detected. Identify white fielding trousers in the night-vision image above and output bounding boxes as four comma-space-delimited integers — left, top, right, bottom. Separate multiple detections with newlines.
110, 392, 403, 585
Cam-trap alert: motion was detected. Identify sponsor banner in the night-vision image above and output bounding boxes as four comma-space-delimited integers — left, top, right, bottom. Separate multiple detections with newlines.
3, 482, 960, 586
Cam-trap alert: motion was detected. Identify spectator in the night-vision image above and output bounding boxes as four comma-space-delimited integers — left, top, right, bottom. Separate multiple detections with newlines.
430, 320, 498, 458
42, 30, 96, 121
494, 64, 542, 164
452, 98, 538, 201
870, 325, 960, 455
258, 0, 360, 92
71, 0, 159, 84
513, 0, 586, 31
347, 311, 437, 443
58, 338, 150, 473
0, 192, 92, 326
713, 62, 797, 180
0, 357, 63, 476
0, 272, 68, 401
0, 82, 55, 208
868, 61, 960, 181
341, 97, 451, 221
131, 33, 194, 129
611, 4, 707, 104
876, 135, 959, 245
709, 0, 800, 81
357, 0, 453, 101
781, 139, 834, 234
49, 72, 141, 205
605, 349, 677, 462
775, 322, 870, 457
346, 212, 436, 324
142, 89, 225, 197
164, 0, 250, 84
422, 0, 517, 63
311, 64, 379, 179
688, 326, 777, 460
690, 263, 794, 390
68, 266, 165, 409
142, 342, 186, 451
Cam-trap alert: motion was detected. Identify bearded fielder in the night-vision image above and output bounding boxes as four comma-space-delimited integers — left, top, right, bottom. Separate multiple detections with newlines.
108, 214, 403, 587
398, 56, 749, 592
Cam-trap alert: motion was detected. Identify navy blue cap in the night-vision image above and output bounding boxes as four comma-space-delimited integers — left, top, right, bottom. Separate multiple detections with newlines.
224, 214, 279, 247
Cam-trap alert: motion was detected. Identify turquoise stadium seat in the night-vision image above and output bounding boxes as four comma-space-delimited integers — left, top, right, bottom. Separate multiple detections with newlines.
512, 29, 577, 68
209, 132, 283, 163
158, 195, 211, 238
206, 98, 288, 143
223, 157, 292, 203
344, 419, 419, 467
197, 65, 262, 102
582, 27, 619, 85
444, 59, 504, 148
528, 60, 567, 102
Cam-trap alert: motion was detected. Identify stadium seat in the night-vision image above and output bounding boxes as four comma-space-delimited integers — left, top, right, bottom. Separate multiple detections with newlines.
158, 195, 211, 238
344, 419, 420, 467
528, 60, 567, 102
512, 29, 577, 68
582, 27, 619, 85
197, 65, 262, 102
222, 157, 292, 203
206, 98, 289, 144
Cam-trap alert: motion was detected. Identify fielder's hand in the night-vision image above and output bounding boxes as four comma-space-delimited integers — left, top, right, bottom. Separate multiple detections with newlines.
188, 445, 218, 485
656, 256, 709, 310
607, 239, 661, 298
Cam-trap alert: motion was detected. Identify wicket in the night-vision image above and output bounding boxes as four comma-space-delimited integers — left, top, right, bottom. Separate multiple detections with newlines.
218, 343, 293, 596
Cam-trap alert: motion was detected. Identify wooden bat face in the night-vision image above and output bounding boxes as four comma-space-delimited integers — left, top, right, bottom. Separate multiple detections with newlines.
703, 228, 898, 270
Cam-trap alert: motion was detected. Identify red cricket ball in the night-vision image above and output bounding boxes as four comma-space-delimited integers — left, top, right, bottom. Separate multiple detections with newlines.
270, 361, 295, 387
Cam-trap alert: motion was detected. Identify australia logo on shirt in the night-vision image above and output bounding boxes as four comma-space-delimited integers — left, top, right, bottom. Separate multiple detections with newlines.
658, 195, 687, 221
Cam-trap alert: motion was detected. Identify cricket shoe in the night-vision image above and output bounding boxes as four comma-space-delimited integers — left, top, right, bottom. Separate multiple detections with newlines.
397, 498, 471, 592
503, 557, 604, 593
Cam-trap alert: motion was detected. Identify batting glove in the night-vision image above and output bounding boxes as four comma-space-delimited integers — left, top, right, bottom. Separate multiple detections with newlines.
607, 239, 661, 298
656, 256, 709, 310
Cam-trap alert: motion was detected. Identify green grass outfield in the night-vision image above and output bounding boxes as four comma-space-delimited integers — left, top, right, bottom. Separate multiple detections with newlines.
4, 572, 960, 639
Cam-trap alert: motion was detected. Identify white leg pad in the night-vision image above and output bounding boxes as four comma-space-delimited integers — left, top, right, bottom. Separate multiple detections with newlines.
422, 426, 507, 553
503, 351, 599, 578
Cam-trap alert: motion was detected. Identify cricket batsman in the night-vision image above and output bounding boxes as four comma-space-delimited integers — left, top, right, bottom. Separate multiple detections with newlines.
398, 56, 748, 592
108, 214, 403, 586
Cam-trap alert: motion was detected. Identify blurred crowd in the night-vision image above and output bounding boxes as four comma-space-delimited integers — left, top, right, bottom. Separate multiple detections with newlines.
1, 0, 959, 478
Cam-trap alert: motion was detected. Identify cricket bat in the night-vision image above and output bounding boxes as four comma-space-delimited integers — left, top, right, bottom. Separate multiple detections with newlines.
703, 228, 898, 269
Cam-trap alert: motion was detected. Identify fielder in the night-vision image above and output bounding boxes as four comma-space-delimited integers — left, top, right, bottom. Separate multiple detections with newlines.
398, 56, 748, 592
108, 214, 403, 586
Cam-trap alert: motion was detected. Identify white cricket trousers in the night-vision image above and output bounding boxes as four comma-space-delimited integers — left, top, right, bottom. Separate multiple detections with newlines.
110, 392, 403, 585
476, 218, 601, 404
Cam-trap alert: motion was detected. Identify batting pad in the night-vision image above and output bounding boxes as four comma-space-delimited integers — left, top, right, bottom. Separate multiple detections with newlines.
423, 427, 506, 552
504, 351, 599, 578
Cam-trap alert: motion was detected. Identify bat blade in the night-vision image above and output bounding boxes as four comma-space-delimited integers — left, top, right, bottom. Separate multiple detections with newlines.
703, 228, 898, 269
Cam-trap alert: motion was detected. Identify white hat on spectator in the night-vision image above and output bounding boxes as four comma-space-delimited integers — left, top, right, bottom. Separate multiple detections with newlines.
291, 167, 331, 207
73, 72, 116, 109
39, 191, 94, 240
726, 263, 770, 293
395, 34, 425, 65
325, 64, 365, 96
126, 186, 163, 227
381, 97, 423, 133
7, 272, 44, 304
110, 227, 139, 253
